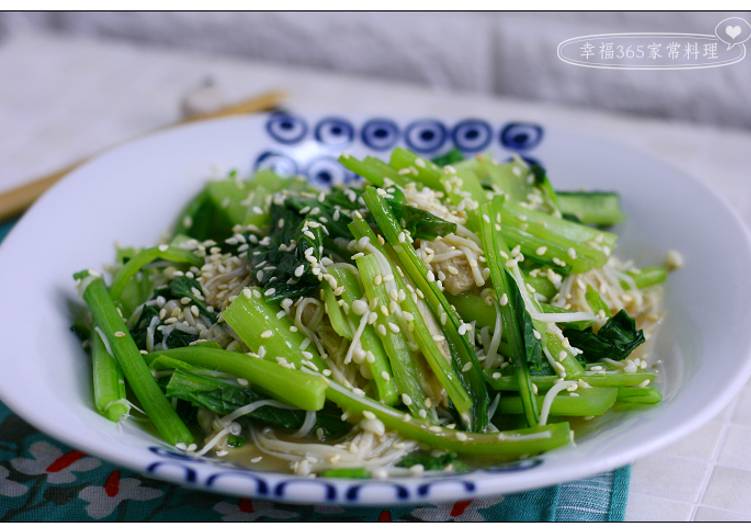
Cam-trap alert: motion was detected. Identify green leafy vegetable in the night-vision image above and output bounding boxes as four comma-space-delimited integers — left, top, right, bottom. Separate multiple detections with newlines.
397, 450, 468, 472
245, 188, 362, 302
385, 187, 457, 240
245, 202, 325, 302
130, 305, 198, 351
529, 163, 562, 214
478, 203, 540, 426
556, 191, 625, 227
319, 468, 372, 479
173, 170, 304, 242
614, 386, 662, 410
159, 277, 216, 321
510, 277, 550, 374
226, 435, 246, 448
564, 309, 645, 362
361, 187, 489, 430
165, 369, 350, 438
78, 274, 194, 445
431, 148, 465, 167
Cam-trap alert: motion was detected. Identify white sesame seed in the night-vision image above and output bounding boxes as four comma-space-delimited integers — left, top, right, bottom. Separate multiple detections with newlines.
352, 299, 369, 315
666, 249, 684, 270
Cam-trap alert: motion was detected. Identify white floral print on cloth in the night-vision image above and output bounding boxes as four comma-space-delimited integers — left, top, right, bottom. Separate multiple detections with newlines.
0, 465, 28, 497
10, 441, 100, 484
213, 499, 299, 521
79, 470, 163, 519
409, 496, 503, 521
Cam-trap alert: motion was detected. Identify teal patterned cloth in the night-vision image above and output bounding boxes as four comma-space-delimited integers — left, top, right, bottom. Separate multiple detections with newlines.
0, 218, 629, 522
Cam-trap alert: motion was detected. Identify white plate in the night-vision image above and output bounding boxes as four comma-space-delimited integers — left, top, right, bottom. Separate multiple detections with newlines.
1, 113, 750, 506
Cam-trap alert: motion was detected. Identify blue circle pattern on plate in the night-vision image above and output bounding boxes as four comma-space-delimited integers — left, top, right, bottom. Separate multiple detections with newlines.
451, 119, 493, 153
314, 117, 355, 146
361, 118, 401, 151
500, 122, 544, 151
265, 112, 308, 145
404, 119, 448, 154
253, 150, 299, 176
306, 156, 356, 187
145, 447, 543, 503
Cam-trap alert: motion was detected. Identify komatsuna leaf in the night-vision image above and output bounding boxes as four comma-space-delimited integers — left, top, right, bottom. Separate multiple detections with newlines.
431, 148, 465, 167
506, 271, 552, 374
162, 277, 217, 321
245, 188, 363, 303
384, 187, 457, 241
563, 309, 645, 362
396, 450, 468, 472
129, 305, 199, 350
165, 369, 350, 438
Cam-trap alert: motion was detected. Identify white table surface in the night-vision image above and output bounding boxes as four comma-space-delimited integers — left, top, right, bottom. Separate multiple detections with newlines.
2, 32, 751, 521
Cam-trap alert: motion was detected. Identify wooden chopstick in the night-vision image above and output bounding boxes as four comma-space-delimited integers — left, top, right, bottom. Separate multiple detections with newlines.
0, 89, 287, 221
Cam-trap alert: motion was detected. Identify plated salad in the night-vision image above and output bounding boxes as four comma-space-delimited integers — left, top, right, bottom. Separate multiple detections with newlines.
73, 147, 677, 478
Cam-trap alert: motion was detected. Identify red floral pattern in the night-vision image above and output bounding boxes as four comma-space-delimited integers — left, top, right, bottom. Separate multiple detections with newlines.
409, 496, 503, 521
213, 498, 299, 521
10, 442, 100, 484
79, 470, 163, 519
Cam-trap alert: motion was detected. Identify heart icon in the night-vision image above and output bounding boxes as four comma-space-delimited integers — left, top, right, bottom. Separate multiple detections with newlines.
725, 25, 742, 40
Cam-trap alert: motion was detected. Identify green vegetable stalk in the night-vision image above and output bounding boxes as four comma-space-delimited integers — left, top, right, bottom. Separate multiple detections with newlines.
361, 186, 489, 431
90, 330, 129, 423
78, 273, 194, 446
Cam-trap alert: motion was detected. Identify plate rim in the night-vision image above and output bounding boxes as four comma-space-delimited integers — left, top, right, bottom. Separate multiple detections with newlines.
1, 113, 751, 506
